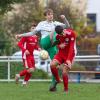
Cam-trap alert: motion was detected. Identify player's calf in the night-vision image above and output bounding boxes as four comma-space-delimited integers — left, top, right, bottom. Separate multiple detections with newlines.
15, 74, 20, 84
28, 68, 35, 73
49, 81, 58, 92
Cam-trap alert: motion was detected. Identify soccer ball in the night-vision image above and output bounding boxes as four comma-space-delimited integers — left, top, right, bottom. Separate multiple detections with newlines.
39, 50, 49, 60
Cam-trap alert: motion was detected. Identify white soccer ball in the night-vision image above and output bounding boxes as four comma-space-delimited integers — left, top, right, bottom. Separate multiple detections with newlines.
39, 50, 49, 60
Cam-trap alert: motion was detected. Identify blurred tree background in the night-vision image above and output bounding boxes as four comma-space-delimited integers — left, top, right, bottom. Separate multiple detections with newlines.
0, 0, 25, 14
0, 0, 98, 56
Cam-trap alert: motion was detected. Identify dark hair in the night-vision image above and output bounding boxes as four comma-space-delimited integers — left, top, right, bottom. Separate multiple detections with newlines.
55, 26, 63, 34
35, 31, 41, 38
31, 22, 37, 27
43, 8, 53, 16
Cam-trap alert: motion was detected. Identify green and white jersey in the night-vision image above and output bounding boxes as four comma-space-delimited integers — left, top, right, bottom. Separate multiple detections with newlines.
21, 20, 65, 39
35, 21, 64, 38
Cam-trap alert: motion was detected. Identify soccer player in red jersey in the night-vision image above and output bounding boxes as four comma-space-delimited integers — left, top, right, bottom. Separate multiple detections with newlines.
15, 26, 41, 86
50, 25, 77, 93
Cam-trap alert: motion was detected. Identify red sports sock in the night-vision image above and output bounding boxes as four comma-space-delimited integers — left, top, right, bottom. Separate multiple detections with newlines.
62, 73, 68, 91
24, 73, 32, 82
51, 67, 60, 82
19, 69, 28, 77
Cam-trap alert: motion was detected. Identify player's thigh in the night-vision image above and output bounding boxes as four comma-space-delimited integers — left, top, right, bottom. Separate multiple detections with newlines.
62, 65, 70, 74
26, 56, 35, 68
50, 59, 59, 68
47, 46, 58, 60
53, 32, 57, 41
64, 53, 75, 69
51, 54, 63, 67
40, 35, 51, 50
28, 67, 35, 73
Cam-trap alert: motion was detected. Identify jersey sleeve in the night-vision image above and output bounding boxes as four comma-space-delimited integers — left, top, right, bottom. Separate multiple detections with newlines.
17, 37, 26, 52
67, 31, 76, 61
54, 21, 65, 26
54, 21, 67, 28
35, 22, 42, 31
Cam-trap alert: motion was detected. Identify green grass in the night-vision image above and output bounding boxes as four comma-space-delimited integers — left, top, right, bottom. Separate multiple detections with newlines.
0, 82, 100, 100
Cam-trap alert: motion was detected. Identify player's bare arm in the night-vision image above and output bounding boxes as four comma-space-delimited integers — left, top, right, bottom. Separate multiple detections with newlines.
60, 15, 70, 28
15, 30, 38, 39
24, 50, 30, 55
51, 40, 60, 47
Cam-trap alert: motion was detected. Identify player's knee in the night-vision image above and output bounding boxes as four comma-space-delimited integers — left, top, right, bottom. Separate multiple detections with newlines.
62, 70, 66, 74
50, 62, 54, 68
50, 60, 57, 68
62, 66, 69, 74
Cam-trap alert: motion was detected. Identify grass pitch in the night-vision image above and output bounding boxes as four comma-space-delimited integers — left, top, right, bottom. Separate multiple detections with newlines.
0, 82, 100, 100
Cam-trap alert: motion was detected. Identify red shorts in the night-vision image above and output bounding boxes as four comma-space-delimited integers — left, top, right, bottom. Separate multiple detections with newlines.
54, 52, 75, 69
23, 55, 35, 69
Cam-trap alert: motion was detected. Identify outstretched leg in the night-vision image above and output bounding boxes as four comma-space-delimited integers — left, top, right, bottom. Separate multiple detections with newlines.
15, 69, 28, 84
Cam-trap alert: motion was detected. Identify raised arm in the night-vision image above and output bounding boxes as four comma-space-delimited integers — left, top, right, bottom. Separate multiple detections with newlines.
16, 22, 42, 38
16, 30, 37, 38
60, 15, 70, 28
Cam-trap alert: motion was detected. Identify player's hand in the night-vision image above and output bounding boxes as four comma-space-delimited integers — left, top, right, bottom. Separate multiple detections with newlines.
52, 40, 60, 47
60, 15, 66, 19
66, 60, 71, 69
15, 34, 22, 39
25, 50, 30, 55
59, 43, 66, 49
